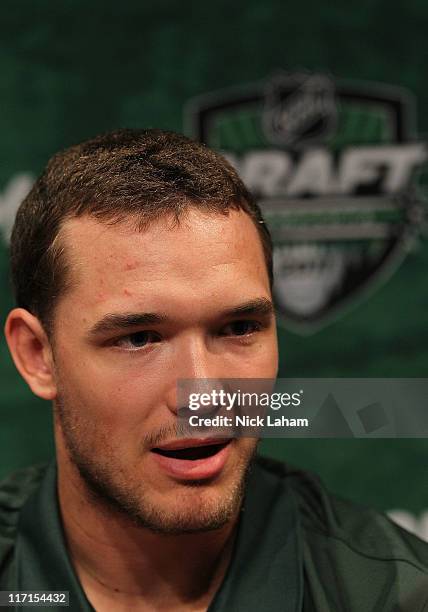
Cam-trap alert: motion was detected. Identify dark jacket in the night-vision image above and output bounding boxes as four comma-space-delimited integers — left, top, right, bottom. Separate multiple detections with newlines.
0, 457, 427, 611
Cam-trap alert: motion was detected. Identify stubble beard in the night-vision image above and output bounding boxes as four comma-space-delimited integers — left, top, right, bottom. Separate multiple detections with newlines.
54, 393, 258, 535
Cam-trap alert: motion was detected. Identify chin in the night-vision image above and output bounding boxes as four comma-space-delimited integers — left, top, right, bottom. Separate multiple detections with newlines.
130, 483, 245, 534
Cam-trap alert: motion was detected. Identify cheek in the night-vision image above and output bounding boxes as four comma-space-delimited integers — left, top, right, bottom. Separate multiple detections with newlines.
239, 332, 278, 378
55, 348, 160, 427
257, 348, 279, 378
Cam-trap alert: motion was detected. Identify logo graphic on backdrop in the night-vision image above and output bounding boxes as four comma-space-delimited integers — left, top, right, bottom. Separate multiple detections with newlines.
0, 174, 34, 245
185, 72, 428, 333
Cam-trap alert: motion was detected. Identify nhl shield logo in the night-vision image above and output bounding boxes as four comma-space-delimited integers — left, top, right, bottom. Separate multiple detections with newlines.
184, 73, 427, 334
262, 72, 337, 147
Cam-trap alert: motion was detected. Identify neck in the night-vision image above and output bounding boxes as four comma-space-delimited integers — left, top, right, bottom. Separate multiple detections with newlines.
57, 458, 239, 611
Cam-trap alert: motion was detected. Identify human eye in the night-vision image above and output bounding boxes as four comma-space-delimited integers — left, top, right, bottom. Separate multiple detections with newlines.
219, 320, 263, 337
113, 330, 161, 351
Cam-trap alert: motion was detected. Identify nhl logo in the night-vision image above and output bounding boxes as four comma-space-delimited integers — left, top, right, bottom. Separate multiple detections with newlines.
262, 72, 337, 147
185, 73, 427, 334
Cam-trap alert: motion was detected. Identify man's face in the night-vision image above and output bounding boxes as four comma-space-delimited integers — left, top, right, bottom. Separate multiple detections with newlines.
51, 208, 278, 533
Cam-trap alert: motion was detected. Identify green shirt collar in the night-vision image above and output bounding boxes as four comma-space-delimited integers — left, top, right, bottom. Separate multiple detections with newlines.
14, 460, 303, 612
208, 461, 303, 611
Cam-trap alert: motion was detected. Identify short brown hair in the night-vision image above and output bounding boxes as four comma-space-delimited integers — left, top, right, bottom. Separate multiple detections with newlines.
10, 128, 273, 333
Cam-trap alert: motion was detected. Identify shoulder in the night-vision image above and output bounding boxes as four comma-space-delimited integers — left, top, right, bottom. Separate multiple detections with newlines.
255, 455, 428, 610
0, 464, 48, 573
255, 454, 428, 566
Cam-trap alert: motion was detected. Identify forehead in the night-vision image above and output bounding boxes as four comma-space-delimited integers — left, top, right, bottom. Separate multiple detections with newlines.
58, 209, 270, 313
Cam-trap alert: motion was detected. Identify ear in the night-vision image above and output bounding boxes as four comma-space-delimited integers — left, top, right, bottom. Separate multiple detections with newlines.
4, 308, 57, 401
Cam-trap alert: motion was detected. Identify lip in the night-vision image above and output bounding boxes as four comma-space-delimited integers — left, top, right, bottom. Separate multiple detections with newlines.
150, 439, 233, 480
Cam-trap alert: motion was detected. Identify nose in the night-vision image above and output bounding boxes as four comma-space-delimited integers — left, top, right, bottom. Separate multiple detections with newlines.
164, 334, 225, 416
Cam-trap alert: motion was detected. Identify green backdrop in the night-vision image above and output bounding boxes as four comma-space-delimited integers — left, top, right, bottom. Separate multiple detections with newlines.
1, 0, 428, 523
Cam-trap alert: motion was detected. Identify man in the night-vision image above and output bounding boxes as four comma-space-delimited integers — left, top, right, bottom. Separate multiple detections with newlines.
2, 129, 428, 611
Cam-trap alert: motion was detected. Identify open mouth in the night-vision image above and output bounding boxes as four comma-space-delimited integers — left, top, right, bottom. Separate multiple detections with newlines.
150, 438, 233, 479
151, 441, 230, 461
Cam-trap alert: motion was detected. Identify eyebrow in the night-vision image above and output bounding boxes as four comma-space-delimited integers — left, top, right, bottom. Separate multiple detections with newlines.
88, 312, 168, 337
221, 297, 274, 319
87, 297, 274, 338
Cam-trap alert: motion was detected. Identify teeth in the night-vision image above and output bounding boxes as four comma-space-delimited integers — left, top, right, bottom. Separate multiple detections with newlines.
152, 443, 227, 461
